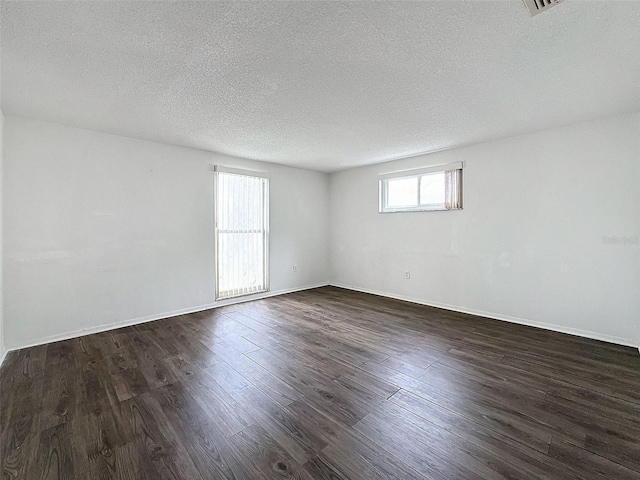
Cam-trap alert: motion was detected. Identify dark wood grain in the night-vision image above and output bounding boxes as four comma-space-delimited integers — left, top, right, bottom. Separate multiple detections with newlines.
31, 423, 76, 480
2, 286, 639, 479
228, 423, 312, 479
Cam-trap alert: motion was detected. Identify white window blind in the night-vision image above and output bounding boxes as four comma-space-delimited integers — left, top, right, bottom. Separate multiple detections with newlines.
379, 162, 463, 213
214, 166, 269, 300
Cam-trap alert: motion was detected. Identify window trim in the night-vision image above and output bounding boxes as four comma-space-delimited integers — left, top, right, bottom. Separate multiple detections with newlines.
378, 162, 463, 213
213, 164, 270, 179
378, 162, 462, 180
213, 165, 270, 301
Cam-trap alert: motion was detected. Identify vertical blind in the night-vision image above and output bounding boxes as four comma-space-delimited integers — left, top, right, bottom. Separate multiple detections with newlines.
444, 168, 462, 210
214, 166, 269, 300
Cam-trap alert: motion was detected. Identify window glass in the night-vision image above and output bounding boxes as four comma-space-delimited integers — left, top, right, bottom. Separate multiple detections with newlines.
215, 169, 269, 300
387, 177, 418, 207
419, 172, 445, 206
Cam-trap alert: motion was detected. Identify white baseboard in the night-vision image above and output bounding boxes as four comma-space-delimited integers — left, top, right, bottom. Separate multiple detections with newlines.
0, 345, 7, 369
3, 282, 329, 356
330, 283, 639, 350
4, 281, 637, 364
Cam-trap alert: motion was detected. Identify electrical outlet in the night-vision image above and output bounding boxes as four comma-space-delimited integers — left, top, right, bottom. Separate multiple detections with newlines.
405, 270, 410, 279
293, 265, 298, 273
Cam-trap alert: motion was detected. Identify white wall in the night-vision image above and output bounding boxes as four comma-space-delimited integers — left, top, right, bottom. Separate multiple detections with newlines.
3, 112, 639, 352
3, 117, 330, 349
0, 110, 5, 364
330, 112, 640, 347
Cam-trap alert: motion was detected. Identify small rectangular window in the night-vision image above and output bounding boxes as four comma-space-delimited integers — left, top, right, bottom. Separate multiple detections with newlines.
379, 162, 462, 213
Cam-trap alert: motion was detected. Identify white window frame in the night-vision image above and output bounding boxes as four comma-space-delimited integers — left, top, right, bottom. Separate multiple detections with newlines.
379, 162, 463, 213
213, 165, 270, 301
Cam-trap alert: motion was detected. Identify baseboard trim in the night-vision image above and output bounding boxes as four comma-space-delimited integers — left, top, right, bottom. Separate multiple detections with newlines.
4, 281, 637, 361
0, 346, 7, 369
329, 283, 639, 350
4, 282, 329, 355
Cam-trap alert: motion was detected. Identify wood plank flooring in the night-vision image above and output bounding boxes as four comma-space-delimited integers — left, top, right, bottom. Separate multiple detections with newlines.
1, 286, 639, 479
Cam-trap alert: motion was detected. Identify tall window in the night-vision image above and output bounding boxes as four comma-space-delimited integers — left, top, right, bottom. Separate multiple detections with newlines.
379, 162, 463, 213
214, 166, 269, 300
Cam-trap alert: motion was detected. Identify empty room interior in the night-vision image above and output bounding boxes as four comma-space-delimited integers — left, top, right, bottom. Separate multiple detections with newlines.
1, 1, 639, 479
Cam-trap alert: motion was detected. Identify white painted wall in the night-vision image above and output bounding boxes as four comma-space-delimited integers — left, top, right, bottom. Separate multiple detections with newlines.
330, 112, 640, 347
3, 112, 639, 351
3, 117, 330, 349
0, 109, 5, 364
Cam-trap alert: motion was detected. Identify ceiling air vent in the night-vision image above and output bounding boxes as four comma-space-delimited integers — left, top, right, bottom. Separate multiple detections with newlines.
523, 0, 565, 17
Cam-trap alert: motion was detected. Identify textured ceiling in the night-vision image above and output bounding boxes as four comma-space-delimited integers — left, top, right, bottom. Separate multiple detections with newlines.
2, 1, 640, 172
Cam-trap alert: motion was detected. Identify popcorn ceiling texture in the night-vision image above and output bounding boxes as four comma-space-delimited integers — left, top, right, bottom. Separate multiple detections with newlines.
2, 1, 639, 172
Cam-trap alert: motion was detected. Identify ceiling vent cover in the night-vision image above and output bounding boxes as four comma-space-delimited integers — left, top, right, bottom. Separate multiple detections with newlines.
523, 0, 565, 17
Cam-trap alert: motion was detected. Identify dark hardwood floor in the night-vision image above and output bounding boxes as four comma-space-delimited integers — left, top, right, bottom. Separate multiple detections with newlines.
1, 286, 639, 479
